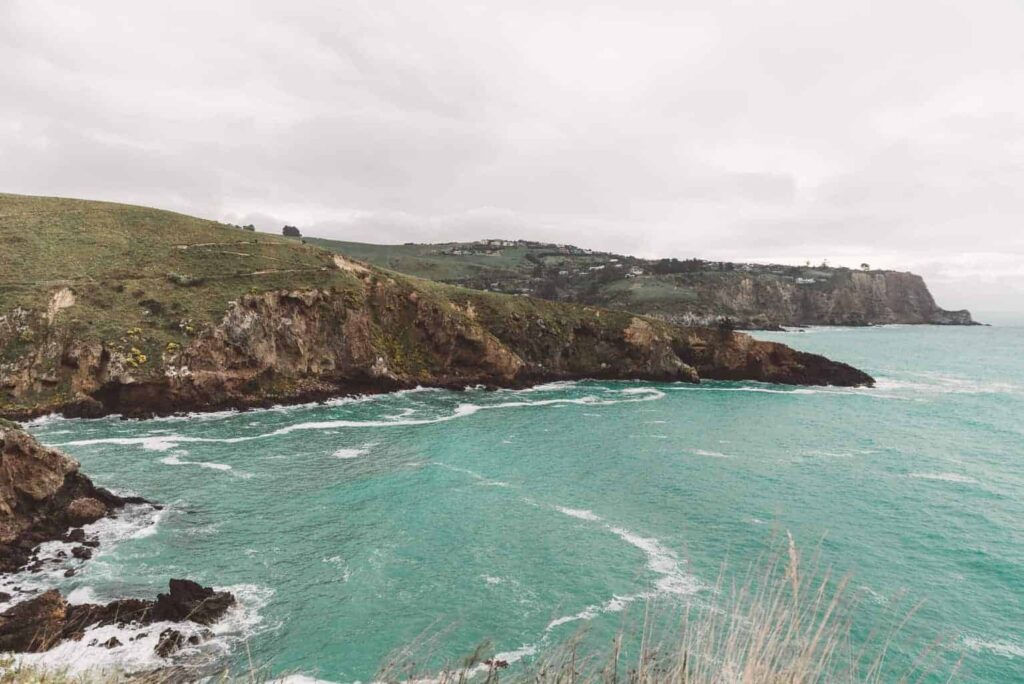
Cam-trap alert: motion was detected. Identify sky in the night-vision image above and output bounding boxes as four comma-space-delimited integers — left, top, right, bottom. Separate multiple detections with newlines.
2, 1, 1022, 320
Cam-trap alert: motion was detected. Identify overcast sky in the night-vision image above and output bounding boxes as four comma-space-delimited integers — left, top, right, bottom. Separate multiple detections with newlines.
2, 1, 1022, 319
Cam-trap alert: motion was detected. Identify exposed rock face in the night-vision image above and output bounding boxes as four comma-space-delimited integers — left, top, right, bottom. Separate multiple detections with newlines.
645, 270, 976, 329
0, 426, 147, 571
0, 579, 235, 653
1, 274, 873, 419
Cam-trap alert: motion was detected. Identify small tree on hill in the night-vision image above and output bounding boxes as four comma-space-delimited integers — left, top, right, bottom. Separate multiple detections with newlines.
282, 225, 301, 237
861, 263, 870, 270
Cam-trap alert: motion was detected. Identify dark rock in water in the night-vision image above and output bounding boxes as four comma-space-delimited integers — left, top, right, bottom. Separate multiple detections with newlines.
62, 395, 106, 419
66, 497, 107, 526
0, 427, 159, 573
101, 636, 122, 649
151, 579, 236, 626
82, 539, 100, 548
0, 580, 235, 654
155, 628, 186, 657
71, 546, 92, 560
0, 592, 10, 602
63, 568, 76, 578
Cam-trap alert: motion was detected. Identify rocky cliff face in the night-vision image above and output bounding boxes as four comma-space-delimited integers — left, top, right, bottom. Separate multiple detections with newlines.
0, 271, 873, 419
0, 424, 146, 572
657, 270, 976, 328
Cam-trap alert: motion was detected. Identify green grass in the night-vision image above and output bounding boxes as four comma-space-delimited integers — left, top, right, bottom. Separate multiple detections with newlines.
0, 193, 367, 408
0, 193, 363, 324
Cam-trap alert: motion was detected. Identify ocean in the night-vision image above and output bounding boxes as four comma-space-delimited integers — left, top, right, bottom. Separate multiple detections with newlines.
8, 325, 1023, 681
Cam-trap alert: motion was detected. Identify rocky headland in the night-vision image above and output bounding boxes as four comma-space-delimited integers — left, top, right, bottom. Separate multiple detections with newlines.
0, 422, 236, 660
0, 194, 873, 421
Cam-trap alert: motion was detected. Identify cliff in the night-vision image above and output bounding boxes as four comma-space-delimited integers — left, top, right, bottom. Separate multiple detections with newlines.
0, 193, 872, 420
309, 239, 976, 329
634, 269, 977, 329
0, 423, 148, 572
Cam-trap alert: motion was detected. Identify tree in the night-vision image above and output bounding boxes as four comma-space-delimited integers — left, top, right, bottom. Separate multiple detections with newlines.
282, 225, 301, 237
243, 224, 255, 232
861, 263, 870, 270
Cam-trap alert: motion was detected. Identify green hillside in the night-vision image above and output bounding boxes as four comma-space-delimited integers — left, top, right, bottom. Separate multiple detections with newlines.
0, 193, 366, 351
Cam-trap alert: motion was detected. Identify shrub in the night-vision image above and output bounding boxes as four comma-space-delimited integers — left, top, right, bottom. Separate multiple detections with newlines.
166, 272, 205, 287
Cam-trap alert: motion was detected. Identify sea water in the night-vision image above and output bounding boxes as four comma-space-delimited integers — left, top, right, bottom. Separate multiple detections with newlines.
10, 325, 1024, 682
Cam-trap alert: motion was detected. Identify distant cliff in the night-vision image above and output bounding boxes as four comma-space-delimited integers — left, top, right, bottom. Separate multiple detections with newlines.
606, 269, 977, 329
309, 238, 976, 329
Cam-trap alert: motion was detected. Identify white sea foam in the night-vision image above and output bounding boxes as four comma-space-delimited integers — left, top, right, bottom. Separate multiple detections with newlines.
333, 448, 367, 459
546, 594, 634, 630
0, 502, 168, 609
160, 452, 233, 471
435, 463, 510, 487
908, 472, 979, 484
690, 449, 730, 458
12, 583, 275, 676
963, 636, 1024, 659
482, 575, 504, 585
52, 387, 666, 452
670, 385, 821, 395
609, 527, 699, 596
543, 501, 700, 636
555, 506, 602, 521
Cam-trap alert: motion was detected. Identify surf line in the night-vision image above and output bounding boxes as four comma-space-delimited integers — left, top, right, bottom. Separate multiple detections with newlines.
53, 387, 666, 450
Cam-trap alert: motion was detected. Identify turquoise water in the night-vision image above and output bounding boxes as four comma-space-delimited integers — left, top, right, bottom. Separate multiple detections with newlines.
12, 326, 1024, 681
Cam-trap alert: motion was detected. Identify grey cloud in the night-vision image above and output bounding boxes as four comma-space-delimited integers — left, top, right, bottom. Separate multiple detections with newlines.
1, 0, 1023, 318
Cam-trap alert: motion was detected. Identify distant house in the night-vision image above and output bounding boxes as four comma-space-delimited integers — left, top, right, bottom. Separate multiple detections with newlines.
796, 277, 816, 284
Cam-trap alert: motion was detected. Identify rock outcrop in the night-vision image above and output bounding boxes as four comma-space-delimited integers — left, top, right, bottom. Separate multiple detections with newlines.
0, 579, 235, 653
0, 425, 149, 572
1, 279, 873, 419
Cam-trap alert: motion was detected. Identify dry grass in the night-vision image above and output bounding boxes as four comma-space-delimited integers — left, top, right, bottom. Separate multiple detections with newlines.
379, 534, 963, 684
2, 536, 962, 683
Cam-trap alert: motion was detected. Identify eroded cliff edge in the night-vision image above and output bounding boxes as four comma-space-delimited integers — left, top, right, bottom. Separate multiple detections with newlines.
1, 276, 872, 420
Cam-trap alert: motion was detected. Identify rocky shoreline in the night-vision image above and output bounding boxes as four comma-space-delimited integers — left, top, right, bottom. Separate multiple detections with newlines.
0, 423, 237, 666
1, 285, 874, 422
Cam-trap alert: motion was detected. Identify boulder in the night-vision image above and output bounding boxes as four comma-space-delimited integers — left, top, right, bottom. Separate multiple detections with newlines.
151, 579, 236, 626
66, 497, 107, 525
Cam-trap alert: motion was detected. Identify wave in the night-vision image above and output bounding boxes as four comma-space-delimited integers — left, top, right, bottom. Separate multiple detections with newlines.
160, 452, 234, 472
963, 635, 1024, 659
689, 449, 731, 458
52, 387, 666, 452
0, 502, 166, 609
333, 447, 367, 459
875, 375, 1021, 396
669, 385, 822, 396
907, 472, 979, 484
554, 506, 602, 521
546, 504, 700, 633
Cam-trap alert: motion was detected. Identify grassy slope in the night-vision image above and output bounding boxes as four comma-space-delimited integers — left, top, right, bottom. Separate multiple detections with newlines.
0, 194, 371, 405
